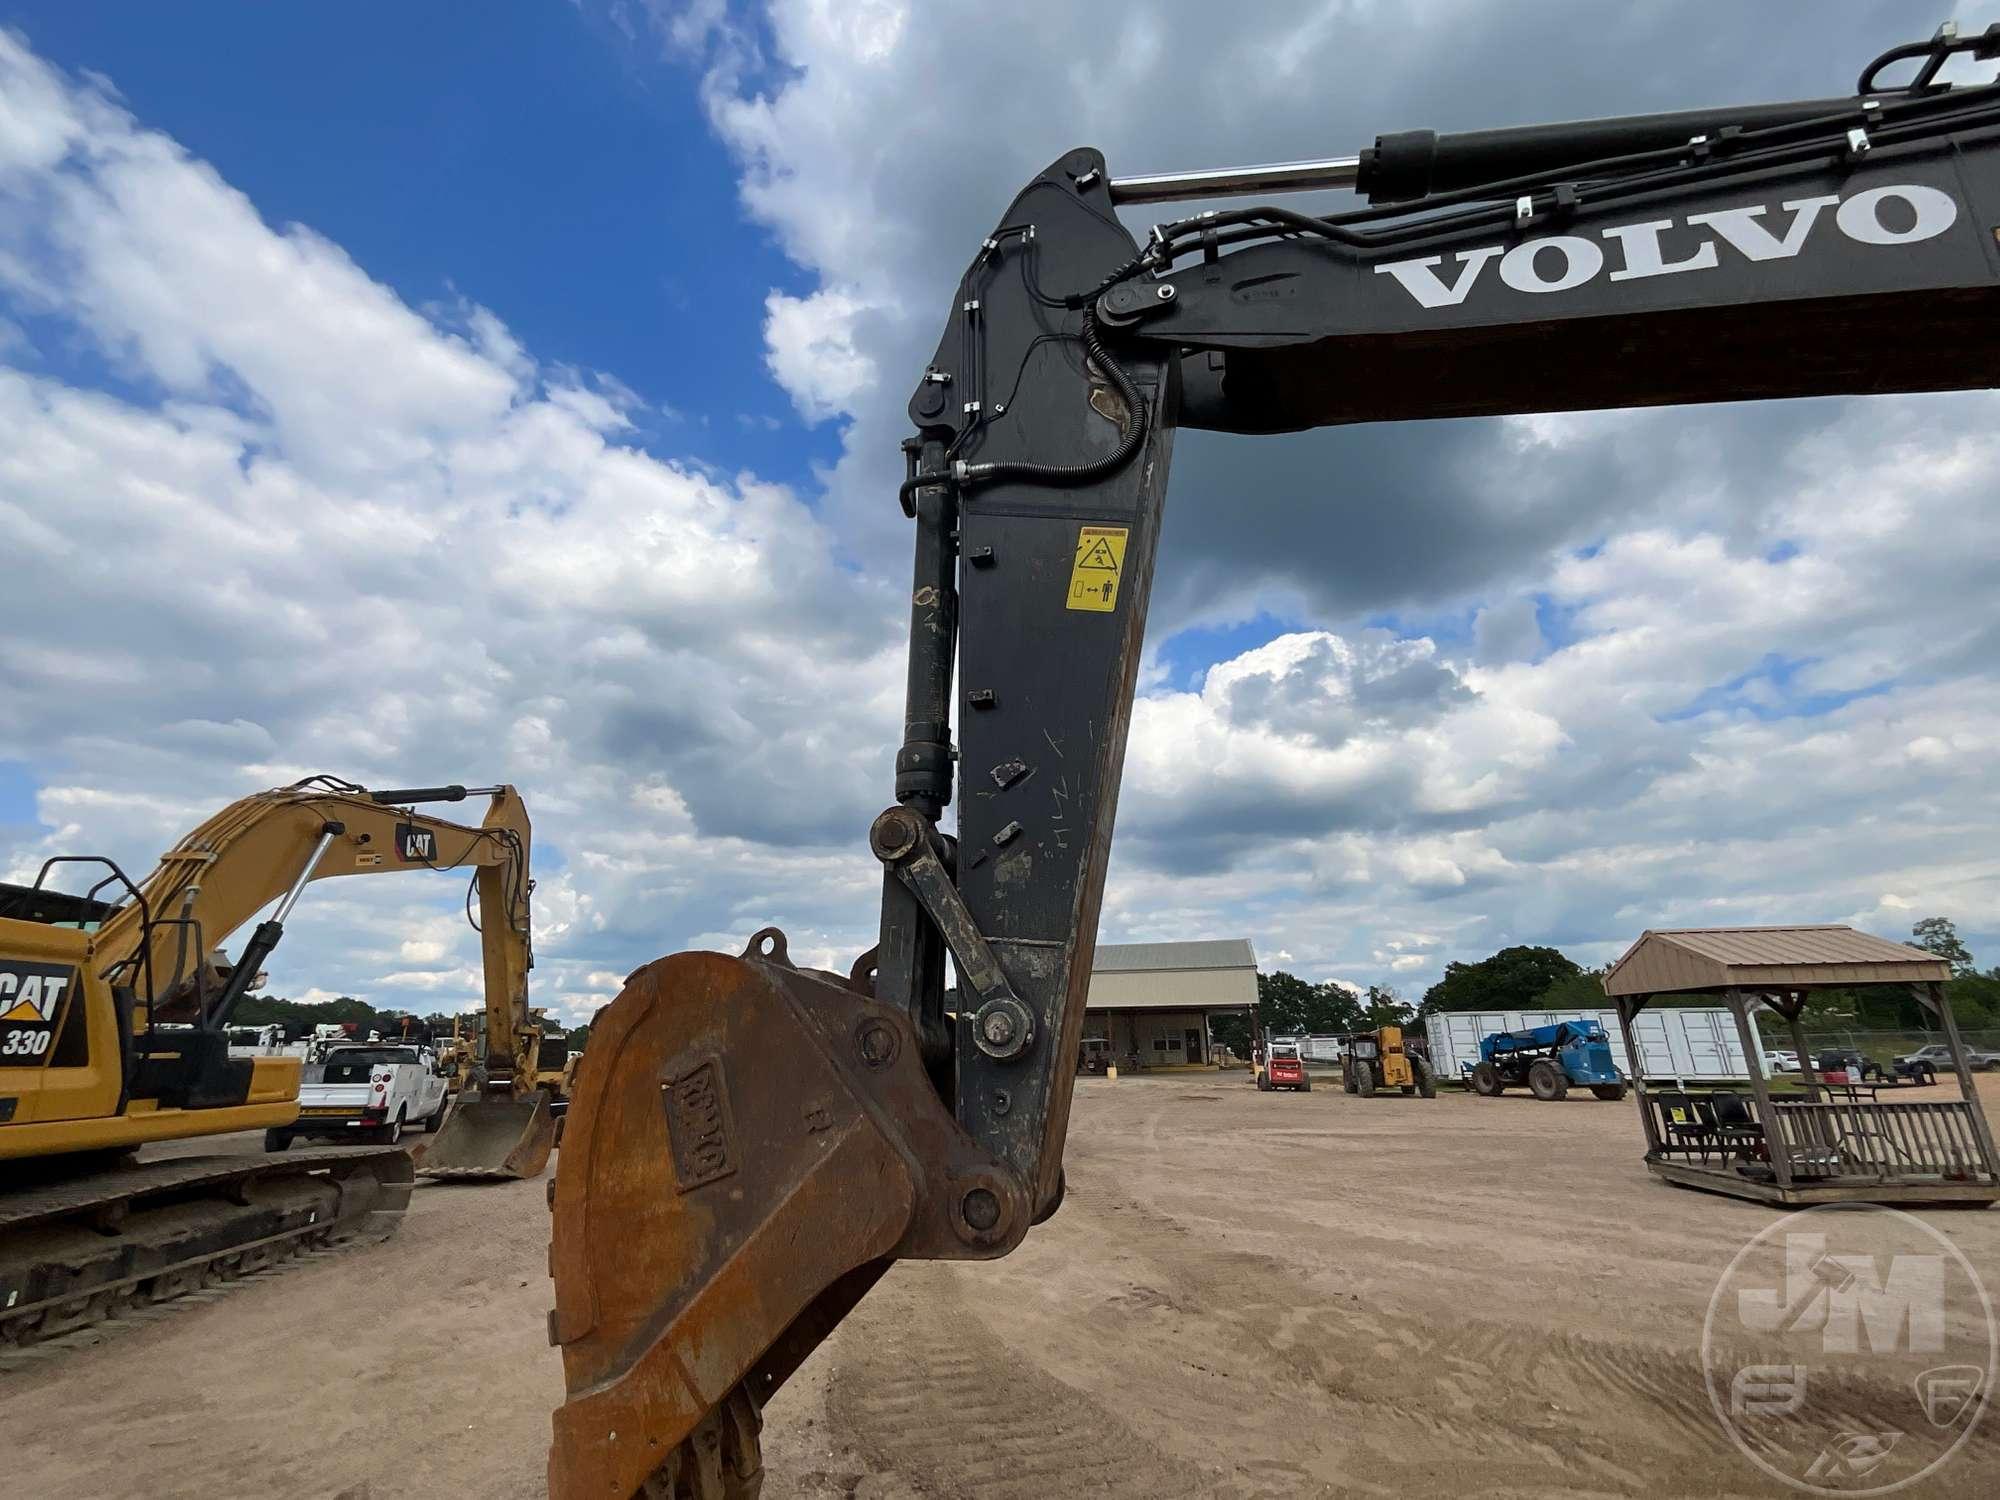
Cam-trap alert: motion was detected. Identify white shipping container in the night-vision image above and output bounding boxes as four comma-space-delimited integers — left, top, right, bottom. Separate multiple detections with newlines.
1298, 1034, 1346, 1064
1424, 1006, 1764, 1084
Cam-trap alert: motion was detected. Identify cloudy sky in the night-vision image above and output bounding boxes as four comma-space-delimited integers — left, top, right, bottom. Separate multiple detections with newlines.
3, 3, 1997, 1023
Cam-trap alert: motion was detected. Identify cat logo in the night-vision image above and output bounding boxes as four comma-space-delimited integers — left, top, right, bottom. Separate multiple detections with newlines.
0, 963, 72, 1024
1, 961, 76, 1059
396, 823, 437, 863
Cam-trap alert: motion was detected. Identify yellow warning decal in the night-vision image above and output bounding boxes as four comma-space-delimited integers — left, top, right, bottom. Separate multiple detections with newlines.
1066, 525, 1128, 612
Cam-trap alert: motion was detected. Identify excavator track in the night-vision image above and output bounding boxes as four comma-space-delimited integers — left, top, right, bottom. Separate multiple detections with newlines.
0, 1147, 412, 1366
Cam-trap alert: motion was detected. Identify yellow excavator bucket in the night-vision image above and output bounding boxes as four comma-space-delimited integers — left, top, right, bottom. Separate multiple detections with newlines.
418, 1093, 557, 1181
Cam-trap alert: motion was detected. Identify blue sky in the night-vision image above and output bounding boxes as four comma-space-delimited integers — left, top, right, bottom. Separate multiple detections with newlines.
5, 3, 832, 485
2, 3, 1997, 1022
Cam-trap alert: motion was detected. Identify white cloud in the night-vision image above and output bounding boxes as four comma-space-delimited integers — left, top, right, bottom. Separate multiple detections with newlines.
11, 7, 2000, 1034
761, 286, 877, 423
0, 33, 901, 1024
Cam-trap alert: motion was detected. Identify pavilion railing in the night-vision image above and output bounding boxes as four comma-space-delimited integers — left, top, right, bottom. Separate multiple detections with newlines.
1772, 1099, 1995, 1182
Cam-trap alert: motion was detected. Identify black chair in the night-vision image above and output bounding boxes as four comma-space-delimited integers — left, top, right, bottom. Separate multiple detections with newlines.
1655, 1092, 1716, 1162
1707, 1091, 1766, 1157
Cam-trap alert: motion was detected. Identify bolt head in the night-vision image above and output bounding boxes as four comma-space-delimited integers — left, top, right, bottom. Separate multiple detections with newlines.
982, 1010, 1016, 1047
857, 1021, 899, 1069
961, 1187, 1001, 1232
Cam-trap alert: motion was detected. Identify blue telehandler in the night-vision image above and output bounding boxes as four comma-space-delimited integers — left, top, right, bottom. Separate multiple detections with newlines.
1466, 1021, 1627, 1101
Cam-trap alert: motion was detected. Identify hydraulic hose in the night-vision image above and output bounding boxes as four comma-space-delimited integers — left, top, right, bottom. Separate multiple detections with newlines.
949, 317, 1148, 494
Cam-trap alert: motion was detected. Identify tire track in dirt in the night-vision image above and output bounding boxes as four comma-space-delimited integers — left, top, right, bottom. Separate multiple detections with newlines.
828, 1263, 1245, 1498
1074, 1104, 2000, 1497
1064, 1123, 1727, 1494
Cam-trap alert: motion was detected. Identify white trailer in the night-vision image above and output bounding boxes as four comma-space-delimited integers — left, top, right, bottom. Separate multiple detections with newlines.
1297, 1034, 1346, 1065
1425, 1006, 1763, 1085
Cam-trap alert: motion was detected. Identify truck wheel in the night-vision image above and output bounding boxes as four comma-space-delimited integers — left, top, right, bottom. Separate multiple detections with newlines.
378, 1109, 405, 1146
426, 1099, 449, 1132
1528, 1060, 1568, 1101
1470, 1061, 1503, 1096
1342, 1066, 1358, 1095
1257, 1074, 1271, 1092
1413, 1057, 1437, 1099
1355, 1064, 1377, 1098
263, 1129, 293, 1153
1590, 1082, 1627, 1101
1300, 1074, 1312, 1092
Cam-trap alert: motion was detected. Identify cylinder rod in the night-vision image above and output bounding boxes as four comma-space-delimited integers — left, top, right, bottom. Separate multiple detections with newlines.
1108, 154, 1360, 205
272, 824, 342, 923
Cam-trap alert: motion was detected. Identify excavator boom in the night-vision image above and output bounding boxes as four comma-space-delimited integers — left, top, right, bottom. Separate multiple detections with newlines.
549, 27, 2000, 1498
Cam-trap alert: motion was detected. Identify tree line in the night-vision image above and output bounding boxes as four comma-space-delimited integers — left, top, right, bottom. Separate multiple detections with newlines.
1214, 974, 1415, 1054
231, 991, 593, 1049
1240, 916, 1997, 1043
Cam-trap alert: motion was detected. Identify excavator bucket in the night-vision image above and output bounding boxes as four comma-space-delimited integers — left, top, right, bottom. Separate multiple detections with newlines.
547, 935, 1013, 1500
418, 1093, 557, 1181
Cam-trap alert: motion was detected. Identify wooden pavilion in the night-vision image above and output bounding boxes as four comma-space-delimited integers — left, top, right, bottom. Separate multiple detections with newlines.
1603, 925, 1999, 1206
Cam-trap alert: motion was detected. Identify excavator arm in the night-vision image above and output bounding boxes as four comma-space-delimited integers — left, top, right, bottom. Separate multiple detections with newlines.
87, 777, 553, 1177
549, 27, 2000, 1497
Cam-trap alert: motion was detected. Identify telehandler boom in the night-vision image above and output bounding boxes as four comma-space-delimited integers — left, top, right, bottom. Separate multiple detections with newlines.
549, 26, 2000, 1497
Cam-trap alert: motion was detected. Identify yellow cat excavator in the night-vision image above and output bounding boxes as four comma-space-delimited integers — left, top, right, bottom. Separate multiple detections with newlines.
547, 25, 2000, 1497
0, 777, 552, 1352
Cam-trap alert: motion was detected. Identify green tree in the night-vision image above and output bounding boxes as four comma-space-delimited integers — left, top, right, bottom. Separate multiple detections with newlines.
1419, 946, 1582, 1016
1253, 971, 1367, 1038
1255, 970, 1318, 1035
1534, 968, 1608, 1009
1306, 982, 1366, 1033
1945, 971, 2000, 1028
232, 992, 396, 1036
1208, 1011, 1251, 1056
1361, 984, 1414, 1028
1912, 916, 1975, 976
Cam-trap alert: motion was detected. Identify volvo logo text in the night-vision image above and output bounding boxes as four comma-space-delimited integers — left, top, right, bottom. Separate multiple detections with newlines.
1375, 183, 1960, 309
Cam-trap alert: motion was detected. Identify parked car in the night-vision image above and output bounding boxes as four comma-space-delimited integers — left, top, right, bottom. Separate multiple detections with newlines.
270, 1043, 450, 1149
1895, 1041, 2000, 1075
1760, 1049, 1801, 1074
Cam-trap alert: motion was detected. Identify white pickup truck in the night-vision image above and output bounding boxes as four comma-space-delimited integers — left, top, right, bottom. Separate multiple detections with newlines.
268, 1042, 450, 1151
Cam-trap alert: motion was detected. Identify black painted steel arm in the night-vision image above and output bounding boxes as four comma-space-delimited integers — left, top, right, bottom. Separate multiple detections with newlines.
884, 63, 2000, 1210
545, 38, 2000, 1497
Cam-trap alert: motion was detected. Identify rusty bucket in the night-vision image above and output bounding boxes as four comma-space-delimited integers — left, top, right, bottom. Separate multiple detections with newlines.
545, 944, 931, 1500
417, 1093, 557, 1181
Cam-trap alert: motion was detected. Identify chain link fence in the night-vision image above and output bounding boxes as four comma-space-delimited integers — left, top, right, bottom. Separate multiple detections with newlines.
1790, 1027, 2000, 1066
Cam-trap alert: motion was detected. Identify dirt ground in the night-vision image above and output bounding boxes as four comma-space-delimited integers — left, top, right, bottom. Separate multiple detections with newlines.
10, 1072, 2000, 1499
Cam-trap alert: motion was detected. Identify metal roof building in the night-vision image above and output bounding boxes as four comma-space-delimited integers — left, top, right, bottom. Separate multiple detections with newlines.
1087, 939, 1257, 1010
1082, 938, 1256, 1070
